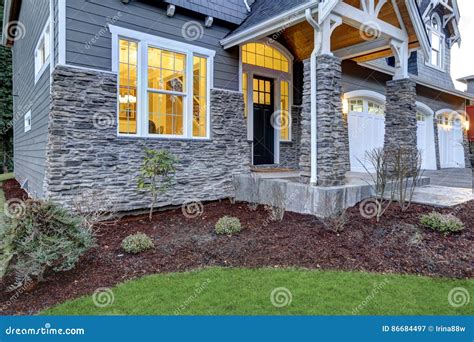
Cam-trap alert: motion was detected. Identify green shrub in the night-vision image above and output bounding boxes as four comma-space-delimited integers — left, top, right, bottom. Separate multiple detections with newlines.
0, 200, 95, 287
420, 212, 464, 235
121, 232, 154, 254
215, 216, 242, 235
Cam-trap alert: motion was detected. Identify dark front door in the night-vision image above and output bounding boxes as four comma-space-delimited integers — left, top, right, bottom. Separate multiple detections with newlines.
253, 76, 274, 165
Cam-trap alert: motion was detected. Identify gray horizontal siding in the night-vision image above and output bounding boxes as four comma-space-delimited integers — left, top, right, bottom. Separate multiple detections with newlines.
341, 61, 464, 112
12, 0, 51, 198
415, 41, 455, 90
163, 0, 249, 25
65, 0, 240, 90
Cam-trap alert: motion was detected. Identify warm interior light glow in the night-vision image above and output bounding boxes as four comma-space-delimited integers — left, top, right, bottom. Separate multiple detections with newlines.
119, 94, 137, 104
465, 120, 470, 130
342, 98, 349, 114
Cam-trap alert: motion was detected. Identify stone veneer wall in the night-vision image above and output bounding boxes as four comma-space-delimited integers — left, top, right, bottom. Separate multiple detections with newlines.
384, 79, 417, 153
432, 117, 441, 170
299, 56, 350, 186
279, 105, 302, 169
463, 129, 472, 168
43, 66, 251, 211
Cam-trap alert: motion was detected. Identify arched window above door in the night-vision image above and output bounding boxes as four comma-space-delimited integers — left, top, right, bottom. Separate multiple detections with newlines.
242, 42, 290, 72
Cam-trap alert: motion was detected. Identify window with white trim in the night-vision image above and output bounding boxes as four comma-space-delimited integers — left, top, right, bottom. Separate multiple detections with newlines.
112, 26, 215, 139
428, 14, 444, 70
24, 111, 32, 132
34, 21, 50, 83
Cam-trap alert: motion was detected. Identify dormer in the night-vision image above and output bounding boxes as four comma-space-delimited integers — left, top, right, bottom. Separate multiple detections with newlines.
420, 0, 461, 71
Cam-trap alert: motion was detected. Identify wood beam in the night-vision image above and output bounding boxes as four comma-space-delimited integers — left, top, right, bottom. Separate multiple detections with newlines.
333, 1, 407, 41
333, 38, 390, 59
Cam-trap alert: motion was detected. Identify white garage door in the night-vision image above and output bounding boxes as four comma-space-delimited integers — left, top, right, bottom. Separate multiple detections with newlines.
416, 112, 436, 170
437, 114, 465, 168
348, 99, 385, 172
348, 98, 437, 172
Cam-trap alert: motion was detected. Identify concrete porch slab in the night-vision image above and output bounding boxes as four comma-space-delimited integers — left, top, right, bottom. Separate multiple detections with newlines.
408, 185, 474, 207
233, 172, 430, 218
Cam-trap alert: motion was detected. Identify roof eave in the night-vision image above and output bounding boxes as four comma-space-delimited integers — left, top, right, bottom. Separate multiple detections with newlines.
220, 1, 318, 49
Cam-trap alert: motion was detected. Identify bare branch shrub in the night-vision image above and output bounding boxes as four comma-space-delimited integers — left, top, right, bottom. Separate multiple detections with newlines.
358, 148, 395, 222
319, 193, 348, 233
265, 183, 286, 221
388, 147, 424, 211
71, 189, 120, 230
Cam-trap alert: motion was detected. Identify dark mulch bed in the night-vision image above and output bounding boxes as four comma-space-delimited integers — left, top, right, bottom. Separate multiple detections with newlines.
1, 179, 473, 315
2, 178, 28, 201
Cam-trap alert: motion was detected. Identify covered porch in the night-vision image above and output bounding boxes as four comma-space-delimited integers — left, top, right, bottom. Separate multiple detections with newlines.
222, 0, 430, 187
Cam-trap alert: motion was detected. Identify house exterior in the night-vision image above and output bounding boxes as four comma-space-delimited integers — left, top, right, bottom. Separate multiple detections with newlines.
2, 0, 472, 212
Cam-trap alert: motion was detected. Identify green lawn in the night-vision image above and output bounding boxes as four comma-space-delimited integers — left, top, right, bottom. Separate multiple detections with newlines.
0, 172, 14, 182
42, 268, 473, 315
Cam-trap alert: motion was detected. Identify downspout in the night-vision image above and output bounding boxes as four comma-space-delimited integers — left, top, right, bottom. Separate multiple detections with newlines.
305, 6, 320, 185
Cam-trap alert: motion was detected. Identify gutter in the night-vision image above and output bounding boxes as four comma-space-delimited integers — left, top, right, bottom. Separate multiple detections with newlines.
305, 4, 320, 185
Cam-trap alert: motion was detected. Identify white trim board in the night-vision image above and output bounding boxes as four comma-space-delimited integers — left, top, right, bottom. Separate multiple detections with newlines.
57, 0, 66, 65
109, 24, 215, 140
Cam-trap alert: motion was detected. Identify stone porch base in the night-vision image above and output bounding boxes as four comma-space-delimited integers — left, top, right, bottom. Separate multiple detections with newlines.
234, 172, 430, 218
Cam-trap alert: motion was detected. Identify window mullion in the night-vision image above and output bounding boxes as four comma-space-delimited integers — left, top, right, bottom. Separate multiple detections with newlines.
186, 51, 194, 138
139, 41, 147, 137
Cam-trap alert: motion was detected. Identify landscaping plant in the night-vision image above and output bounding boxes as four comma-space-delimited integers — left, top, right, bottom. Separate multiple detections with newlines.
360, 147, 423, 221
215, 216, 242, 235
420, 212, 465, 235
121, 232, 154, 254
137, 148, 177, 221
0, 200, 95, 289
389, 147, 423, 212
359, 148, 395, 222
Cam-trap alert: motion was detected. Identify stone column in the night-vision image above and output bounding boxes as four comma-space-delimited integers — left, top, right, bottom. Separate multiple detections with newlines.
463, 129, 472, 168
315, 55, 350, 186
299, 55, 350, 186
384, 78, 417, 155
299, 59, 311, 181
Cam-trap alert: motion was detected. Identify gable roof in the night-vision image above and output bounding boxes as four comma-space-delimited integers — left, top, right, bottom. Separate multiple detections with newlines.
162, 0, 250, 25
230, 0, 310, 35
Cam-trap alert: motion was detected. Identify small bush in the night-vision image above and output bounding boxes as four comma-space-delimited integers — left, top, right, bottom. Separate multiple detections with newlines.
215, 216, 242, 235
420, 212, 464, 235
0, 200, 95, 288
121, 232, 154, 254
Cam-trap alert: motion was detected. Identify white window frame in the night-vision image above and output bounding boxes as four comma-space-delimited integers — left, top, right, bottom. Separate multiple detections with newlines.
426, 13, 445, 71
240, 40, 294, 144
24, 111, 32, 133
34, 18, 51, 84
109, 25, 215, 140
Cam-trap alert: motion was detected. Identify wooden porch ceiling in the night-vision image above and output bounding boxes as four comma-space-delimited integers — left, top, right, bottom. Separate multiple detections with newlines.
281, 0, 421, 62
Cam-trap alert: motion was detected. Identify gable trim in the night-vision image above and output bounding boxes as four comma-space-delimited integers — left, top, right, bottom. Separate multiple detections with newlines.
220, 1, 317, 49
